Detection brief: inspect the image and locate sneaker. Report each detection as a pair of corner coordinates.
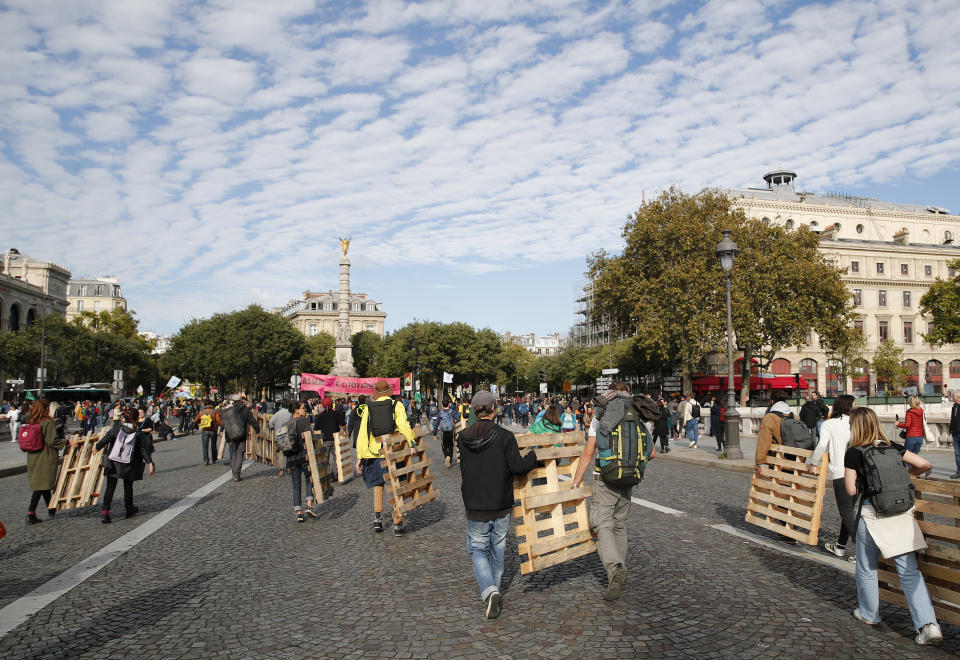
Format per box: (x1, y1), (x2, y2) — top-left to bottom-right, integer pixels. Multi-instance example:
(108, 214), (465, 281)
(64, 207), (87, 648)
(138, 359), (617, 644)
(47, 508), (56, 518)
(445, 456), (451, 468)
(951, 472), (960, 480)
(824, 542), (845, 557)
(373, 515), (383, 533)
(304, 507), (318, 518)
(852, 609), (879, 626)
(915, 622), (943, 645)
(125, 506), (139, 519)
(663, 447), (670, 453)
(101, 512), (112, 524)
(688, 441), (696, 448)
(485, 592), (502, 619)
(296, 511), (305, 523)
(394, 521), (405, 536)
(603, 565), (627, 601)
(26, 512), (41, 525)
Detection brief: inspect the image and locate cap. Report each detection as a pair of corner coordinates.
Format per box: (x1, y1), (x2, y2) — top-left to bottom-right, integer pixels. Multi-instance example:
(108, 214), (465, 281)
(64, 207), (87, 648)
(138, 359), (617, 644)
(471, 390), (496, 409)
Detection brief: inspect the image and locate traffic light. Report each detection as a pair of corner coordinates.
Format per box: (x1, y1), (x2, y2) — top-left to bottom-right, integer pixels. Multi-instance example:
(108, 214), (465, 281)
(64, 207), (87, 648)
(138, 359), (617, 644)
(539, 370), (546, 382)
(416, 361), (422, 375)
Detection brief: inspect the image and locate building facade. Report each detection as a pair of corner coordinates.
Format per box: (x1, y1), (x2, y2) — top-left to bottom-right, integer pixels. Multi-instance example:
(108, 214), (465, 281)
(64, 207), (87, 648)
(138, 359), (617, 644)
(573, 281), (612, 348)
(717, 170), (960, 395)
(0, 248), (71, 332)
(274, 290), (386, 339)
(65, 277), (127, 321)
(501, 331), (567, 356)
(140, 331), (171, 355)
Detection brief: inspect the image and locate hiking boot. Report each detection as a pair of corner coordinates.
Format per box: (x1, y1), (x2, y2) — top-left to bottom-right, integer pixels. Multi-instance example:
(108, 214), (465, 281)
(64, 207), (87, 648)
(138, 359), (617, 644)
(852, 609), (879, 626)
(485, 592), (502, 619)
(394, 521), (405, 536)
(101, 511), (112, 524)
(915, 622), (943, 645)
(373, 515), (383, 533)
(26, 512), (41, 525)
(125, 507), (139, 519)
(603, 565), (627, 601)
(824, 542), (845, 557)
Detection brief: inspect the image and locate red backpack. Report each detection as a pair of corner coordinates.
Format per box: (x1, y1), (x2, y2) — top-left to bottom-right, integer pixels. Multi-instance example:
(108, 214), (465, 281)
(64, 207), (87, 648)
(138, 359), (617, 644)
(18, 423), (45, 452)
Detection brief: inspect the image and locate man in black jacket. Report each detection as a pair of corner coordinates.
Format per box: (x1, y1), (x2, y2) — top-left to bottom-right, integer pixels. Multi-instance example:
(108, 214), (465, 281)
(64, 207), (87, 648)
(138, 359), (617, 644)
(220, 395), (260, 482)
(458, 390), (538, 620)
(950, 392), (960, 479)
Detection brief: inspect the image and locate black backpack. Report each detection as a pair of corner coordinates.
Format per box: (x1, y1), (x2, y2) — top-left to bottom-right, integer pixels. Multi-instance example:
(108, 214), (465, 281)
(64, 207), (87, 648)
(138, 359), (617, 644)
(860, 445), (915, 516)
(367, 399), (396, 437)
(220, 403), (245, 442)
(690, 402), (700, 419)
(595, 404), (649, 489)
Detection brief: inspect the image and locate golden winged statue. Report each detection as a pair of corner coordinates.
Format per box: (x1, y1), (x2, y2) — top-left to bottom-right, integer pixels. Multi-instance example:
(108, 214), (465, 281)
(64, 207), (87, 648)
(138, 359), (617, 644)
(339, 237), (351, 255)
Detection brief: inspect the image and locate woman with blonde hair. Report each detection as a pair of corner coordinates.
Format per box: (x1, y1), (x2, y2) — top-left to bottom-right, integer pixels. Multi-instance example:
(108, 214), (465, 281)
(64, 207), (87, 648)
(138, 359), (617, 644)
(896, 395), (926, 454)
(843, 407), (941, 645)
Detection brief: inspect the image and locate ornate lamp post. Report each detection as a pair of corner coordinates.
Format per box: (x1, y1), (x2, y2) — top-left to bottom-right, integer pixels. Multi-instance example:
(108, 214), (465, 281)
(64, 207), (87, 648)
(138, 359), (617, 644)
(716, 230), (743, 460)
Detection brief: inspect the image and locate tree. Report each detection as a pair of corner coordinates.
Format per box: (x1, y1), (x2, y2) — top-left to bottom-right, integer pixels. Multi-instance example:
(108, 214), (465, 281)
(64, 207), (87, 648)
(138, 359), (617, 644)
(350, 331), (382, 377)
(819, 322), (867, 394)
(872, 341), (910, 395)
(301, 332), (335, 374)
(920, 258), (960, 345)
(501, 340), (534, 392)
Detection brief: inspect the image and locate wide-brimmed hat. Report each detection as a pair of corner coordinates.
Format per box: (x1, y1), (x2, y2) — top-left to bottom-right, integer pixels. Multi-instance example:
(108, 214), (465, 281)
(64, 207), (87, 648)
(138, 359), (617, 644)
(374, 379), (392, 396)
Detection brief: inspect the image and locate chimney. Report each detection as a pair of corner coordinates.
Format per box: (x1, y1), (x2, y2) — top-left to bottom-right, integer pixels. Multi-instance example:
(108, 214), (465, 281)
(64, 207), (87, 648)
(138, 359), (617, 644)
(894, 227), (909, 245)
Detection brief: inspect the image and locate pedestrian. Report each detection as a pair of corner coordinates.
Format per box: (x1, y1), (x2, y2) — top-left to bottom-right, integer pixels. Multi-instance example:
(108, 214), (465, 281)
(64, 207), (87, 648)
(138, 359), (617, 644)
(805, 394), (856, 560)
(844, 407), (942, 645)
(457, 390), (538, 619)
(219, 394), (260, 481)
(93, 407), (155, 524)
(572, 382), (656, 600)
(353, 380), (417, 535)
(315, 400), (340, 488)
(680, 393), (700, 448)
(24, 399), (65, 524)
(517, 399), (530, 426)
(715, 401), (726, 452)
(526, 404), (562, 435)
(950, 392), (960, 480)
(282, 401), (319, 523)
(433, 397), (458, 468)
(653, 399), (670, 453)
(8, 404), (20, 443)
(560, 405), (577, 433)
(896, 396), (927, 455)
(194, 401), (219, 465)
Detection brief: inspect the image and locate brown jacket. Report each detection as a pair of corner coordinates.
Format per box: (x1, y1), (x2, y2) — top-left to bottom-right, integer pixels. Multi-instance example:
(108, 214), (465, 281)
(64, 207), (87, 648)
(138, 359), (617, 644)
(754, 412), (783, 465)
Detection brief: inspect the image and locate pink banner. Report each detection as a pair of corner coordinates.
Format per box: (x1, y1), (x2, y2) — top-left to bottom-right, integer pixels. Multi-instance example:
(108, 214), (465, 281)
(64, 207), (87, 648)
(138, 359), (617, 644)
(300, 374), (401, 396)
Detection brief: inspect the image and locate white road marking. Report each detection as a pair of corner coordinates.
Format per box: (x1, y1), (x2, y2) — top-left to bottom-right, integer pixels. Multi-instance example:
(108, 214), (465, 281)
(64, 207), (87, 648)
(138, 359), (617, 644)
(0, 463), (250, 639)
(557, 473), (686, 516)
(709, 523), (854, 574)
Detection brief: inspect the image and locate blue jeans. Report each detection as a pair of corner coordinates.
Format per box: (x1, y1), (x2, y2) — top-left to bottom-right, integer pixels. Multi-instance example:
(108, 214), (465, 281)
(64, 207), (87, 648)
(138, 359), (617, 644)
(953, 432), (960, 471)
(904, 436), (923, 454)
(466, 515), (511, 602)
(290, 463), (314, 511)
(200, 431), (216, 462)
(685, 418), (699, 446)
(854, 516), (937, 630)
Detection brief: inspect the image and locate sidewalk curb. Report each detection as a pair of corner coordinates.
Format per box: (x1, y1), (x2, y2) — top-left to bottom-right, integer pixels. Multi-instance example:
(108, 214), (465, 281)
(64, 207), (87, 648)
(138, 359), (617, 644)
(658, 451), (753, 474)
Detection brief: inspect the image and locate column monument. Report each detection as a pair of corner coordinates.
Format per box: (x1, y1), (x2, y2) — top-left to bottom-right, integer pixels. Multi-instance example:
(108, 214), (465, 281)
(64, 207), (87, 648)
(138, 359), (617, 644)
(332, 238), (357, 377)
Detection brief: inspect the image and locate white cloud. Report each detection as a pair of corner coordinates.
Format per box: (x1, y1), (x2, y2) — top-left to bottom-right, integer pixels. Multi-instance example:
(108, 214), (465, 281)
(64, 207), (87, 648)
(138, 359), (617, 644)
(182, 55), (258, 105)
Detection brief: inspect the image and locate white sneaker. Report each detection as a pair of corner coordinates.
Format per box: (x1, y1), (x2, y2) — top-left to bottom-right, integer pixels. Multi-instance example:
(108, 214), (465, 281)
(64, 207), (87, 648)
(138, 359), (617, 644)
(688, 441), (696, 448)
(915, 622), (942, 645)
(824, 543), (845, 557)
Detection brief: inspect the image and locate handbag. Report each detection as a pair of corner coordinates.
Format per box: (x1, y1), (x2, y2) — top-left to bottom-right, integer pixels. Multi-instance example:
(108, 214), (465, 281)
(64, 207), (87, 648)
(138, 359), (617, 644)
(899, 428), (907, 440)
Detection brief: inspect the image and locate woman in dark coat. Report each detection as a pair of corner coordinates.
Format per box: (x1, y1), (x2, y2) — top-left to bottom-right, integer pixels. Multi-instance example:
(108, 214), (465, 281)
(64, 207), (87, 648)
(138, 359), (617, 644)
(26, 399), (66, 524)
(94, 407), (155, 523)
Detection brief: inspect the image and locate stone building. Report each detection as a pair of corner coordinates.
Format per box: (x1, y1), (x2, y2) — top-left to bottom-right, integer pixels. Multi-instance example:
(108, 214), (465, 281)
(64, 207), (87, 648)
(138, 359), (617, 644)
(0, 248), (71, 332)
(715, 170), (960, 395)
(274, 290), (386, 339)
(502, 331), (567, 356)
(65, 276), (127, 321)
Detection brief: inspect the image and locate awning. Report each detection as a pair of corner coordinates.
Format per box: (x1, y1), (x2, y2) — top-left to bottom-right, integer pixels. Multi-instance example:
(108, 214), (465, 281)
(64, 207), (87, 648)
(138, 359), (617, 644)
(692, 375), (809, 392)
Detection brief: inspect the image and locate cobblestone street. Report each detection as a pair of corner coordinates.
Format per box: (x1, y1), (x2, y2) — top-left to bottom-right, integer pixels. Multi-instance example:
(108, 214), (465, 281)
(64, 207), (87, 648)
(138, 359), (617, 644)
(0, 430), (957, 658)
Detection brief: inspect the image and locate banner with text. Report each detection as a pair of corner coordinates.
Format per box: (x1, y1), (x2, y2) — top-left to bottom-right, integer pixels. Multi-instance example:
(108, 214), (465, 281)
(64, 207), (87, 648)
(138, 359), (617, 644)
(300, 374), (402, 396)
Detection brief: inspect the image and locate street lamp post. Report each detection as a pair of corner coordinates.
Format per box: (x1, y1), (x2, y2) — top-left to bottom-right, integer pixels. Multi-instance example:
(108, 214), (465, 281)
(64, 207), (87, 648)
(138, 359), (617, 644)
(716, 229), (743, 460)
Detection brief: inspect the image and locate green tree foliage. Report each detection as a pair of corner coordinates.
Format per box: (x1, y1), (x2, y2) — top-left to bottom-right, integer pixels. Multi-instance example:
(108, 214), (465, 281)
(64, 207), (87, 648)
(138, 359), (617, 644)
(350, 331), (382, 377)
(0, 329), (39, 379)
(819, 323), (868, 394)
(920, 258), (960, 345)
(872, 340), (911, 395)
(500, 339), (535, 392)
(301, 332), (336, 374)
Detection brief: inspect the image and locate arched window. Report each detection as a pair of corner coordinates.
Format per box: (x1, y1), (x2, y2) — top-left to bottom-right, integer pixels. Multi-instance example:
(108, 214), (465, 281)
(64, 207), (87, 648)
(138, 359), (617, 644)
(25, 308), (36, 327)
(856, 224), (864, 234)
(785, 219), (794, 229)
(950, 360), (960, 378)
(902, 359), (920, 386)
(770, 358), (791, 374)
(9, 304), (20, 332)
(852, 359), (870, 396)
(800, 358), (817, 392)
(826, 359), (842, 396)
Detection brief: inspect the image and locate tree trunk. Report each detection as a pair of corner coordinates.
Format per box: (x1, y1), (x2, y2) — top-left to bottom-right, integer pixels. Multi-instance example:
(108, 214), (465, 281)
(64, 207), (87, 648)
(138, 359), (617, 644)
(740, 345), (752, 406)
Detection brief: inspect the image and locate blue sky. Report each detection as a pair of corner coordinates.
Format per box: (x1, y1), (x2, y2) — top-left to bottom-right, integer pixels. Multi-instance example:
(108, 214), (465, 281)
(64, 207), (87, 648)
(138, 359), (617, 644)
(2, 0), (959, 340)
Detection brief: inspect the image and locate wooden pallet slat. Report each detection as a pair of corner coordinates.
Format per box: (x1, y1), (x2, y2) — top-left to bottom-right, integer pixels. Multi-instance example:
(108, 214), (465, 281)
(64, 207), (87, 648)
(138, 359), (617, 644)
(878, 477), (960, 628)
(52, 429), (108, 511)
(383, 433), (437, 525)
(302, 430), (333, 504)
(514, 431), (595, 575)
(333, 431), (354, 483)
(745, 443), (829, 545)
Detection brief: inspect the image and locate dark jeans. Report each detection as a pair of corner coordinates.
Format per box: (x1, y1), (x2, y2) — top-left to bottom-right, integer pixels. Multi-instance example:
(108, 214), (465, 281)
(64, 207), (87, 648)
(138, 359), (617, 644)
(29, 489), (51, 512)
(231, 440), (245, 478)
(201, 431), (216, 462)
(716, 422), (726, 450)
(833, 477), (861, 546)
(653, 430), (668, 451)
(440, 430), (454, 459)
(290, 462), (314, 511)
(102, 476), (134, 511)
(954, 432), (960, 471)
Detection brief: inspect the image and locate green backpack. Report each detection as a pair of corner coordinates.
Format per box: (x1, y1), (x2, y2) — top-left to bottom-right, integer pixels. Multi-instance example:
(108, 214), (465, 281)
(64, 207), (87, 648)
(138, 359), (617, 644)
(595, 405), (649, 488)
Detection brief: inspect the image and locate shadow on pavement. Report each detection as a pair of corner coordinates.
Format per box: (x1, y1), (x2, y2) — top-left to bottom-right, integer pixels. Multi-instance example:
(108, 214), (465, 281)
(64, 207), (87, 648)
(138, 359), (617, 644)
(29, 571), (220, 657)
(406, 500), (447, 533)
(520, 551), (605, 593)
(0, 537), (51, 561)
(319, 492), (358, 520)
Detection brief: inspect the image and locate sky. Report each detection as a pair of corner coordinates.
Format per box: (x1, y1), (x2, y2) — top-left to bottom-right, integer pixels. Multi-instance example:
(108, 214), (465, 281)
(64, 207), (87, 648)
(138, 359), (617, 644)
(2, 0), (959, 340)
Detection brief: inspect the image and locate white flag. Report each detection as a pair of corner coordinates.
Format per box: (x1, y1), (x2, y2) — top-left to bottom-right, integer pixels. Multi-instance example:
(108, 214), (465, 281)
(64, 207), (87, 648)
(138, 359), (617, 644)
(443, 371), (453, 384)
(136, 385), (144, 395)
(166, 376), (182, 388)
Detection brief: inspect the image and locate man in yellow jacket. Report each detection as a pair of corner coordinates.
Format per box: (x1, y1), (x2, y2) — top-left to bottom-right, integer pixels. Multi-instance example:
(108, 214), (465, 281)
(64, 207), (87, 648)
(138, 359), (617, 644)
(354, 379), (416, 535)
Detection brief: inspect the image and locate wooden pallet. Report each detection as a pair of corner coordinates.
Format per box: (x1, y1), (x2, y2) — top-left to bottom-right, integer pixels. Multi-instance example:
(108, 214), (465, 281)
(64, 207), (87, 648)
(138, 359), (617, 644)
(217, 430), (226, 461)
(51, 430), (106, 511)
(302, 430), (334, 503)
(745, 443), (829, 545)
(333, 431), (354, 483)
(879, 477), (960, 627)
(383, 434), (437, 525)
(454, 419), (466, 462)
(513, 431), (595, 575)
(244, 415), (278, 466)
